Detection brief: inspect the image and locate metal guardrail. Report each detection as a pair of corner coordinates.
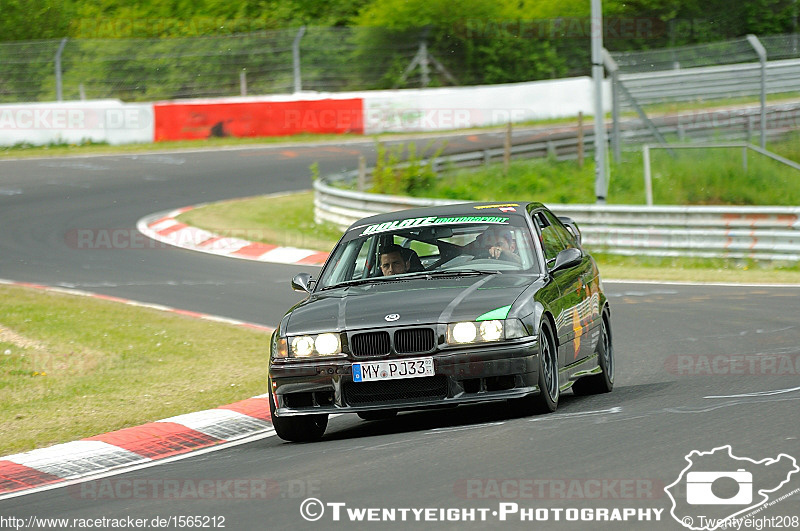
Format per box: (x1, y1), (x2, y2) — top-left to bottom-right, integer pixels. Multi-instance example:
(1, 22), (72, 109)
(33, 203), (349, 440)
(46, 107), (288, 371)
(315, 179), (800, 261)
(314, 113), (800, 261)
(617, 58), (800, 108)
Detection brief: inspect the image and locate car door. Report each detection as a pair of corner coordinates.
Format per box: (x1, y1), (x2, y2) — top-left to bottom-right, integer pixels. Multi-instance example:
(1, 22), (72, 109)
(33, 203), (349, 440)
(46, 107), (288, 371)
(534, 210), (593, 365)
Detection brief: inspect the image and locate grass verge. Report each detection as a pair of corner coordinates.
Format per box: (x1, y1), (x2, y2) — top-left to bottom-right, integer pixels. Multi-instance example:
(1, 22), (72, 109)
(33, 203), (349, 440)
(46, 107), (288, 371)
(0, 285), (270, 456)
(178, 192), (343, 251)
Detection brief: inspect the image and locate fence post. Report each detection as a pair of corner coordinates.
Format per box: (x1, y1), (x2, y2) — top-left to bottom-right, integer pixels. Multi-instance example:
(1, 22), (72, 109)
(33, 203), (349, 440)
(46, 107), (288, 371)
(419, 42), (430, 87)
(591, 7), (608, 204)
(742, 145), (748, 174)
(746, 34), (767, 149)
(240, 70), (247, 97)
(577, 112), (584, 168)
(358, 156), (366, 191)
(643, 144), (653, 207)
(55, 38), (68, 102)
(293, 26), (306, 93)
(503, 122), (511, 175)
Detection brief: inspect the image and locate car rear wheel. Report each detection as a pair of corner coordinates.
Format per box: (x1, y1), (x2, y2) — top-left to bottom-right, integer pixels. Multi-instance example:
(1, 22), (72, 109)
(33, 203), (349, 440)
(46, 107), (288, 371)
(357, 410), (398, 421)
(268, 388), (328, 442)
(509, 319), (559, 415)
(572, 311), (614, 395)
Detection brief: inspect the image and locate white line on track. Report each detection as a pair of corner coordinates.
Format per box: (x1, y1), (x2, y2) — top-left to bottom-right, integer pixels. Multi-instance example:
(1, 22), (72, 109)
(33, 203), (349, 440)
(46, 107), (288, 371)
(704, 385), (800, 399)
(605, 279), (800, 288)
(527, 406), (622, 422)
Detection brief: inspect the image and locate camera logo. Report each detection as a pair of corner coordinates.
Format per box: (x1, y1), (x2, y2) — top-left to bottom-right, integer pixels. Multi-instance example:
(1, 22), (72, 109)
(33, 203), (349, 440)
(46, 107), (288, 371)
(686, 469), (752, 505)
(665, 445), (799, 531)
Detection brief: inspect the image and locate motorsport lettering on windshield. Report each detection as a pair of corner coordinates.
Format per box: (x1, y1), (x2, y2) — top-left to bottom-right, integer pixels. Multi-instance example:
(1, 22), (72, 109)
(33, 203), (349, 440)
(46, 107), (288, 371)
(359, 216), (510, 236)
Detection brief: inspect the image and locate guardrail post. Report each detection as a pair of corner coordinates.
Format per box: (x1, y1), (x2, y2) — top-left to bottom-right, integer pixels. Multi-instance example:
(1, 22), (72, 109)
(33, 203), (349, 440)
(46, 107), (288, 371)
(547, 140), (556, 159)
(240, 70), (247, 96)
(483, 149), (491, 166)
(643, 144), (654, 207)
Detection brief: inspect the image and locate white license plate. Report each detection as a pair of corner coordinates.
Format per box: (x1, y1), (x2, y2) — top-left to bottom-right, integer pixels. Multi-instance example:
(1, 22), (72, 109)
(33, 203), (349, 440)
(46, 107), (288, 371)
(352, 357), (434, 382)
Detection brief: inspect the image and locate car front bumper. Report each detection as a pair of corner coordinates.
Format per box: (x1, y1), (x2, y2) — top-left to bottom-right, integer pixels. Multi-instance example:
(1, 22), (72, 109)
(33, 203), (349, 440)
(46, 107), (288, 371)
(269, 338), (540, 417)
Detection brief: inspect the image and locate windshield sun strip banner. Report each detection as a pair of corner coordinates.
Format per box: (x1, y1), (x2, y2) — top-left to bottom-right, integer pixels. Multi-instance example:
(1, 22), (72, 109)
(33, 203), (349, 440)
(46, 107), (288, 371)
(358, 216), (511, 236)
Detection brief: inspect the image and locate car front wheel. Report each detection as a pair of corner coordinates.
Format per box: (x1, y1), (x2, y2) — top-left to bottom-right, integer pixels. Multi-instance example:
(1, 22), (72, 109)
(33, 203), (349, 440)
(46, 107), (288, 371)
(268, 388), (328, 442)
(509, 319), (559, 416)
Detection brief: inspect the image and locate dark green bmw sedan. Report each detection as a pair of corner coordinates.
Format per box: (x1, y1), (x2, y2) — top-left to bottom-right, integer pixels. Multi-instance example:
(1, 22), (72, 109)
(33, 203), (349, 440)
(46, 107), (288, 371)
(268, 202), (614, 442)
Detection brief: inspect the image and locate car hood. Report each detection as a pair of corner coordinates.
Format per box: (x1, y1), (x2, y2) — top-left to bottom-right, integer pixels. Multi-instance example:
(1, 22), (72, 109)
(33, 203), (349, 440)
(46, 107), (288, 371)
(284, 273), (537, 334)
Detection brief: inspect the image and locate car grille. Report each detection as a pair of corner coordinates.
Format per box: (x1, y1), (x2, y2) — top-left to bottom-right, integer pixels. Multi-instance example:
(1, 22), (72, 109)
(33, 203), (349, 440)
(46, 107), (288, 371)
(343, 375), (448, 405)
(394, 328), (435, 353)
(350, 331), (390, 357)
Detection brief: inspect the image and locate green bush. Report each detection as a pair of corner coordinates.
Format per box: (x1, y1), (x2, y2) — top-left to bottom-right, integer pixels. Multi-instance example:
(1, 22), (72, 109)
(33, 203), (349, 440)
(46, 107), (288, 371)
(370, 141), (444, 195)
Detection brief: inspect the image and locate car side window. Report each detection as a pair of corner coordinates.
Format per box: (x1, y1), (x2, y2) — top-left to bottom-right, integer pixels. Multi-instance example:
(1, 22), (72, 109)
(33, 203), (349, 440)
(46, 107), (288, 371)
(533, 211), (572, 263)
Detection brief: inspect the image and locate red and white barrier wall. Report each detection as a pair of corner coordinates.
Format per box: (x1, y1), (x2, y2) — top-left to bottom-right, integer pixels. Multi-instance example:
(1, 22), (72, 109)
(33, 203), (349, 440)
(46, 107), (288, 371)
(0, 77), (609, 146)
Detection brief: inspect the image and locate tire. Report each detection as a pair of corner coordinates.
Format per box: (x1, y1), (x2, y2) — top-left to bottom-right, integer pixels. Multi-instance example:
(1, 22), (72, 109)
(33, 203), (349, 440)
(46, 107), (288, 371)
(509, 319), (559, 416)
(357, 410), (398, 421)
(572, 311), (614, 395)
(268, 389), (328, 442)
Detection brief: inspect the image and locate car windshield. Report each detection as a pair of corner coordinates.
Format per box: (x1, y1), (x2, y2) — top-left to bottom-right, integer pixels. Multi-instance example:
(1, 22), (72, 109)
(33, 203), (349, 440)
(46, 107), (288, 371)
(317, 216), (540, 290)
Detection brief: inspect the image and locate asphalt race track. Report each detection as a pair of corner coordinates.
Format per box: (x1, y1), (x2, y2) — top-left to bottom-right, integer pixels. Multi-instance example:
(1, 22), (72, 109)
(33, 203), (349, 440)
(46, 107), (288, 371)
(1, 132), (799, 530)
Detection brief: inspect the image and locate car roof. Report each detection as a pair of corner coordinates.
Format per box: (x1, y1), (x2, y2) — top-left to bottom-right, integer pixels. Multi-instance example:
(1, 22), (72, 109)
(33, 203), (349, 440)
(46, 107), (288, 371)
(346, 201), (545, 231)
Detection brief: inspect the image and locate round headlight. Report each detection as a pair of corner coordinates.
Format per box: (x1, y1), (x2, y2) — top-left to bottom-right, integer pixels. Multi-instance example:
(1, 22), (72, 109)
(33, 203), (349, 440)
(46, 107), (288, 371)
(452, 322), (477, 343)
(291, 336), (314, 357)
(479, 320), (504, 341)
(315, 333), (340, 356)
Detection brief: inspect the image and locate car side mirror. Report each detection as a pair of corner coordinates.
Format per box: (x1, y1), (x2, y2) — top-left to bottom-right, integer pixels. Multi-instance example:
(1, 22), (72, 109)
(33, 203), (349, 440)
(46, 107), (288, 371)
(291, 273), (313, 293)
(550, 248), (583, 273)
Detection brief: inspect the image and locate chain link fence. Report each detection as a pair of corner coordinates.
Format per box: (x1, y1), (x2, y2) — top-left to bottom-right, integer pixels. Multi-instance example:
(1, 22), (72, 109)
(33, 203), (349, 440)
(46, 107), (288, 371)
(3, 28), (800, 105)
(0, 25), (590, 103)
(0, 28), (429, 103)
(611, 33), (800, 74)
